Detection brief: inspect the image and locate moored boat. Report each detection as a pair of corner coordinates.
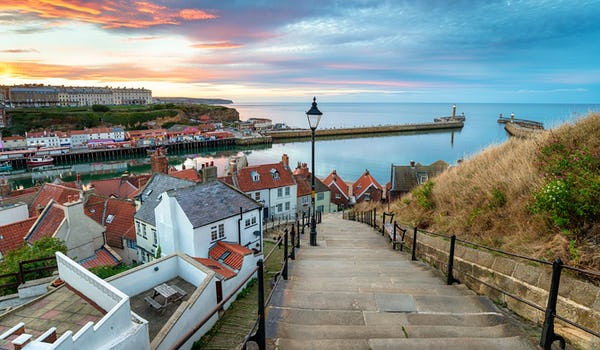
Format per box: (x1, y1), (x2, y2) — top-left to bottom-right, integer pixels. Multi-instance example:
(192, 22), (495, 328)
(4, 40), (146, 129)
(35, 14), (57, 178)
(26, 155), (54, 168)
(0, 161), (12, 172)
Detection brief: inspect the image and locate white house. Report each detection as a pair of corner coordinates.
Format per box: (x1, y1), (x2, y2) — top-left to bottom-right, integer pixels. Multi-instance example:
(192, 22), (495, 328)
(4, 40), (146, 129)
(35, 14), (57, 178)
(134, 173), (196, 263)
(25, 131), (60, 148)
(69, 130), (89, 149)
(154, 180), (263, 258)
(228, 155), (297, 220)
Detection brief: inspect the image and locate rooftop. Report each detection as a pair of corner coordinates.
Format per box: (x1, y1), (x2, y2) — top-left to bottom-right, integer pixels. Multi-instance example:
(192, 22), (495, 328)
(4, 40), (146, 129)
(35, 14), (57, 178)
(134, 173), (195, 226)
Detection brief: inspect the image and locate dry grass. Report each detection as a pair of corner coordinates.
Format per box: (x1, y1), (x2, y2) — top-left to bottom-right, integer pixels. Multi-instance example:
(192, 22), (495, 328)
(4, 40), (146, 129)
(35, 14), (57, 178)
(371, 112), (600, 270)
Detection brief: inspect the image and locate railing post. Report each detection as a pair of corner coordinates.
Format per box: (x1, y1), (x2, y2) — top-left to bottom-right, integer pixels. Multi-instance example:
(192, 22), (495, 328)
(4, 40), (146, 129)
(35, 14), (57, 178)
(283, 229), (288, 280)
(447, 235), (456, 285)
(290, 225), (295, 260)
(540, 258), (566, 350)
(411, 227), (418, 261)
(373, 208), (377, 229)
(246, 259), (266, 350)
(296, 221), (300, 249)
(392, 221), (397, 250)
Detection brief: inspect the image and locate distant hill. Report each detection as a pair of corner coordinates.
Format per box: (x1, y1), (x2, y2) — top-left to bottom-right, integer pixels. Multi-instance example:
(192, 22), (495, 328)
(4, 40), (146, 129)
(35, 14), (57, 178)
(367, 112), (600, 271)
(154, 97), (233, 104)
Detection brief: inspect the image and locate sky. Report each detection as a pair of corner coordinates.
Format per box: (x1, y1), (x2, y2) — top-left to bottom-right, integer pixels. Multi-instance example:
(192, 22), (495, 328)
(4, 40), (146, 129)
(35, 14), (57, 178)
(1, 0), (599, 103)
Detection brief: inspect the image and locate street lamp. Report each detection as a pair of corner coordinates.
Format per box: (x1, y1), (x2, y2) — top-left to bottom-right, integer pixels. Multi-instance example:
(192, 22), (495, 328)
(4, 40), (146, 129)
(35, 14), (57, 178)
(306, 97), (322, 246)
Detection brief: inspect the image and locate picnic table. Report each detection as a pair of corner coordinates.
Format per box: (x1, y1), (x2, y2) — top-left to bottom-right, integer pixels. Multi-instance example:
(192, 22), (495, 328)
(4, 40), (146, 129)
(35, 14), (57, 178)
(144, 283), (187, 310)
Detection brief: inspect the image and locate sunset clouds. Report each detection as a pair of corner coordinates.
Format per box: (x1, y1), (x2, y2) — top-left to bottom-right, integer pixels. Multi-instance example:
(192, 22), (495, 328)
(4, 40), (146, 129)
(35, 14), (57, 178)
(1, 0), (599, 102)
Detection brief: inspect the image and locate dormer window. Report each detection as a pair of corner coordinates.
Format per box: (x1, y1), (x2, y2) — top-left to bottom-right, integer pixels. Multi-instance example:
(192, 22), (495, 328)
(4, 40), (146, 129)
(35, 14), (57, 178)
(251, 170), (260, 182)
(106, 214), (115, 223)
(270, 168), (280, 180)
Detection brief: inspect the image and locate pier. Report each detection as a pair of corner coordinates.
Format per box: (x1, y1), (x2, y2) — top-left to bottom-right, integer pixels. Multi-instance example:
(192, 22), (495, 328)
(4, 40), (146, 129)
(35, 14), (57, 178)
(263, 120), (464, 140)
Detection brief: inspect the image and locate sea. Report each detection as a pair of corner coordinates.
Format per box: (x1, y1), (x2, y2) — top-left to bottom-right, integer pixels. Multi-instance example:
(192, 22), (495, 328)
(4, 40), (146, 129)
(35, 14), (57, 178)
(10, 102), (600, 188)
(216, 102), (600, 185)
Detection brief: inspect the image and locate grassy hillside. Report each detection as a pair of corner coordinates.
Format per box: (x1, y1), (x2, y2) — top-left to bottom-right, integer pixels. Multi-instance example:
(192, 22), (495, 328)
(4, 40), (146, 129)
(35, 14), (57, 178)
(1, 103), (238, 136)
(368, 112), (600, 270)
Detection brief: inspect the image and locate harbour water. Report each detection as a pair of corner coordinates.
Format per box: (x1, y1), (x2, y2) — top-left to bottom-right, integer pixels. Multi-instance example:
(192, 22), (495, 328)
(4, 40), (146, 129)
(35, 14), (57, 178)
(9, 102), (600, 188)
(223, 102), (600, 184)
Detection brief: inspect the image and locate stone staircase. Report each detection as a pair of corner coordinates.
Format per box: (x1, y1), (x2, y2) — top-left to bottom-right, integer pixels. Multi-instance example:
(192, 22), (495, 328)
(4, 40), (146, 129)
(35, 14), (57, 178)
(266, 213), (536, 349)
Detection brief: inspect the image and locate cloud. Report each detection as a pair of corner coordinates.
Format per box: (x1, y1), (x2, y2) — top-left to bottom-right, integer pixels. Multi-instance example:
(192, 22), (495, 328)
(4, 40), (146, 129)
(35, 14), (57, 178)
(191, 42), (242, 49)
(0, 1), (217, 29)
(0, 61), (214, 83)
(124, 36), (162, 41)
(1, 48), (39, 53)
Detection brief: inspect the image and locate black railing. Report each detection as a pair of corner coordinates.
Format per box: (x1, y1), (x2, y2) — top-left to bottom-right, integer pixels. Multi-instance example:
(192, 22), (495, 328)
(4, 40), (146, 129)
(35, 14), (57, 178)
(345, 210), (600, 350)
(0, 256), (58, 293)
(170, 228), (291, 350)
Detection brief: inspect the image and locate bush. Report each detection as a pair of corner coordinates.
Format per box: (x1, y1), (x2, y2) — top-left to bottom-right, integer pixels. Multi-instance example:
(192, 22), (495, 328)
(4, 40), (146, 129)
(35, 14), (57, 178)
(413, 181), (435, 210)
(92, 104), (110, 112)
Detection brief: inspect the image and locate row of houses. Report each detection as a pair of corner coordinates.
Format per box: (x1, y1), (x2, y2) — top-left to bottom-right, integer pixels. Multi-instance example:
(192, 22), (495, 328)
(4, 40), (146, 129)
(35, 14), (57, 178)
(0, 84), (152, 108)
(0, 125), (232, 152)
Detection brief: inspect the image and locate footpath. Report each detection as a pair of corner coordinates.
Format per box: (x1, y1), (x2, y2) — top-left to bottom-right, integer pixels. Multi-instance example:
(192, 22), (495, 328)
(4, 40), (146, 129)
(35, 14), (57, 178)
(266, 212), (537, 350)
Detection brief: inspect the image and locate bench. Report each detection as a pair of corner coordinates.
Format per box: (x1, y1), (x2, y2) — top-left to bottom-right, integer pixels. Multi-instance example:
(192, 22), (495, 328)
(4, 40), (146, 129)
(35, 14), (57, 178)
(384, 223), (406, 250)
(169, 285), (188, 301)
(144, 296), (163, 310)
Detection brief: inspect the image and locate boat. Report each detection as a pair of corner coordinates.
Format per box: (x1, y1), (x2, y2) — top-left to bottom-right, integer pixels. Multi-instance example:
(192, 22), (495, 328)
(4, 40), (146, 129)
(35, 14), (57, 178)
(26, 155), (54, 169)
(0, 161), (12, 172)
(434, 104), (466, 122)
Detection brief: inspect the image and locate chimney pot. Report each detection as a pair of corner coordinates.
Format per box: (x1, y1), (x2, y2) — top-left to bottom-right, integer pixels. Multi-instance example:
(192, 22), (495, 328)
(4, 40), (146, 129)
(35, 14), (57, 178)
(410, 160), (415, 168)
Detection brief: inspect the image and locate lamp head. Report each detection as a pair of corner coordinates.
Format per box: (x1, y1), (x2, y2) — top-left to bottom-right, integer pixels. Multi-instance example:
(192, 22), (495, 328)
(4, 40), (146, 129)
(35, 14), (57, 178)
(306, 97), (323, 130)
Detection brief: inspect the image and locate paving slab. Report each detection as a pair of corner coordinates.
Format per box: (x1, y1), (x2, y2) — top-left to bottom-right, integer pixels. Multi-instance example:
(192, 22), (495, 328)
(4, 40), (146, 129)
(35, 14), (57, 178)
(266, 213), (537, 350)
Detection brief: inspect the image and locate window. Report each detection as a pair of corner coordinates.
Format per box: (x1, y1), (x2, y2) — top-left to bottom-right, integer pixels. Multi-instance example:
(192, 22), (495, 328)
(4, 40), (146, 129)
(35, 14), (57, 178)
(285, 187), (290, 196)
(277, 188), (283, 197)
(317, 192), (324, 200)
(245, 218), (251, 227)
(317, 205), (324, 213)
(277, 204), (283, 212)
(106, 214), (115, 224)
(285, 202), (290, 210)
(254, 192), (260, 201)
(251, 217), (257, 225)
(270, 168), (280, 179)
(335, 193), (341, 199)
(365, 193), (371, 201)
(136, 221), (141, 236)
(126, 239), (137, 249)
(211, 226), (218, 241)
(218, 224), (225, 239)
(142, 224), (147, 239)
(152, 228), (157, 246)
(251, 170), (260, 182)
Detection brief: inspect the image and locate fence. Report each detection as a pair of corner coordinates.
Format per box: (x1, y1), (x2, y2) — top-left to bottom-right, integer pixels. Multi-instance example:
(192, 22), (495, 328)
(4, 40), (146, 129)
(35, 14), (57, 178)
(345, 208), (600, 350)
(169, 220), (304, 350)
(0, 256), (58, 293)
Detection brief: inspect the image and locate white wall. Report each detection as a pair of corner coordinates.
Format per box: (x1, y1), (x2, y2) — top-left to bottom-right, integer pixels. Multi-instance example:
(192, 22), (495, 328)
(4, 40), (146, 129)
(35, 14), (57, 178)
(108, 255), (179, 296)
(0, 203), (28, 226)
(239, 208), (263, 251)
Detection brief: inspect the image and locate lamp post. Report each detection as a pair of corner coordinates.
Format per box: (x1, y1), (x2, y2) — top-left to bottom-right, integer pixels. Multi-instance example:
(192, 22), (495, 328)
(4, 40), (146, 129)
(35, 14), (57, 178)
(306, 97), (322, 246)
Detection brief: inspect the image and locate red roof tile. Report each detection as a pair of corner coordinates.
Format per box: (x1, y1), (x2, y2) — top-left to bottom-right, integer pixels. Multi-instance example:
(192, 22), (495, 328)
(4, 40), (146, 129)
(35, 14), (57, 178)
(293, 174), (312, 197)
(0, 217), (37, 254)
(26, 202), (65, 243)
(84, 195), (136, 249)
(90, 178), (138, 199)
(209, 241), (252, 270)
(80, 247), (120, 269)
(323, 170), (349, 198)
(219, 175), (234, 186)
(234, 162), (295, 192)
(194, 258), (237, 279)
(169, 168), (201, 182)
(29, 183), (81, 217)
(352, 169), (383, 199)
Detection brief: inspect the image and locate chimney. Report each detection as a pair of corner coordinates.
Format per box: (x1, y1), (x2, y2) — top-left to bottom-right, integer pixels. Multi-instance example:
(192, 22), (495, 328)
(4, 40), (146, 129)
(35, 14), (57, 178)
(0, 177), (10, 197)
(410, 160), (415, 168)
(282, 154), (289, 168)
(365, 169), (370, 176)
(332, 169), (337, 182)
(150, 147), (168, 174)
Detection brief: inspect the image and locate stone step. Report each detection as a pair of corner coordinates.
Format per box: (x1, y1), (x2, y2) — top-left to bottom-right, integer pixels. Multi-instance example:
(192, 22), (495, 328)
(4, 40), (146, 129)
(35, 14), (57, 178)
(283, 279), (471, 296)
(267, 308), (509, 328)
(273, 336), (534, 350)
(272, 323), (521, 340)
(269, 290), (497, 314)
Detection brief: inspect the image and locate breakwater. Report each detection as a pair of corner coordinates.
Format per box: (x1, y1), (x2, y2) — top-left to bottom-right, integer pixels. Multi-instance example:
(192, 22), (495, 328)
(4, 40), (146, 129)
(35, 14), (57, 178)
(263, 121), (464, 140)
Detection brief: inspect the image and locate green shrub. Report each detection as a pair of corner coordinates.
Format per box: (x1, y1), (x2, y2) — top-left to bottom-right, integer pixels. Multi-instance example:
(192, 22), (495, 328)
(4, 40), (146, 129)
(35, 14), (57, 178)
(413, 181), (435, 209)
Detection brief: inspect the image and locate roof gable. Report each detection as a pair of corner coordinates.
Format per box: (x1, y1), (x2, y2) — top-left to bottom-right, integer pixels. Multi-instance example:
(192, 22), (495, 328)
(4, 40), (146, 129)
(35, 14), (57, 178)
(26, 202), (65, 243)
(79, 247), (121, 269)
(29, 183), (81, 217)
(90, 178), (138, 199)
(172, 181), (261, 228)
(235, 163), (295, 192)
(194, 257), (237, 279)
(391, 160), (450, 193)
(353, 170), (383, 199)
(0, 217), (37, 254)
(85, 195), (136, 248)
(208, 241), (252, 270)
(134, 173), (195, 226)
(323, 170), (349, 197)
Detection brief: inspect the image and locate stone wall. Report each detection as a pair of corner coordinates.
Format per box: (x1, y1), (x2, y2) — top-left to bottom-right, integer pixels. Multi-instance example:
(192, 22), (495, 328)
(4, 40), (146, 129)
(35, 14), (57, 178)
(399, 228), (600, 349)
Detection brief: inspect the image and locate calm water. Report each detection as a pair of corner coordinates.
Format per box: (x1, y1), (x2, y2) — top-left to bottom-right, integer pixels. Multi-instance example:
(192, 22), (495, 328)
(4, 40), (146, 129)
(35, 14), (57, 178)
(215, 102), (600, 184)
(11, 102), (600, 188)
